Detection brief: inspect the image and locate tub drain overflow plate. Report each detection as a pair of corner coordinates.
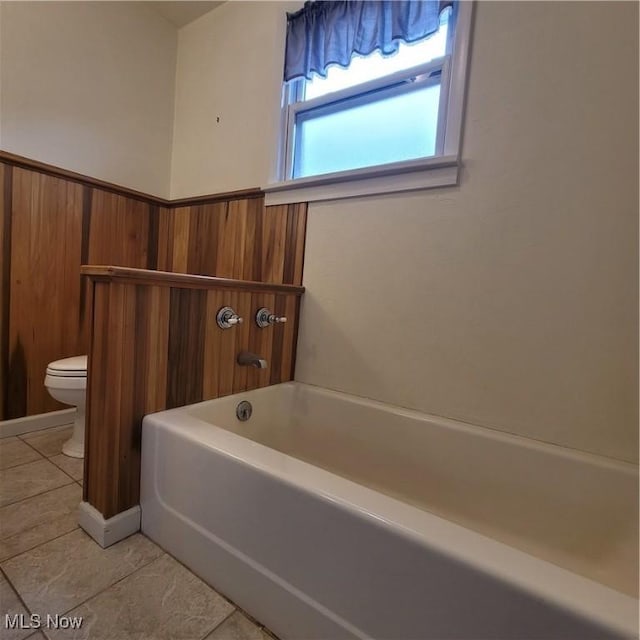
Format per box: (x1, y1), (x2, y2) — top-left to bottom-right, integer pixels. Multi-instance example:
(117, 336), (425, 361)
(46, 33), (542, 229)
(236, 400), (252, 422)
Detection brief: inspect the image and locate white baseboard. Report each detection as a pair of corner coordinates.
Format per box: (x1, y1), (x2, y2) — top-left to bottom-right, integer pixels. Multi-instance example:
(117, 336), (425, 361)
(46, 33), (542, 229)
(78, 501), (141, 548)
(0, 408), (75, 438)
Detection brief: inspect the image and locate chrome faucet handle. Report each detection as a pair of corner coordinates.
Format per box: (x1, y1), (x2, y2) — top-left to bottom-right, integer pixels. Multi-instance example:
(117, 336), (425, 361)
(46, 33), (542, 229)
(217, 306), (243, 329)
(255, 307), (287, 328)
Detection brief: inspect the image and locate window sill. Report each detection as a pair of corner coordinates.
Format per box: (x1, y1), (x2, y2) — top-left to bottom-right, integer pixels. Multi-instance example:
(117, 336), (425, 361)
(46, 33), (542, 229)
(263, 155), (459, 205)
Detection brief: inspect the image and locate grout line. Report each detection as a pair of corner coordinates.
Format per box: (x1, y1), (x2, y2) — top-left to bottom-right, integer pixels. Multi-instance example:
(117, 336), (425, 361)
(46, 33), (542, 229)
(0, 524), (80, 565)
(0, 455), (45, 472)
(46, 550), (169, 621)
(18, 434), (56, 458)
(5, 544), (168, 640)
(0, 476), (76, 510)
(145, 536), (239, 611)
(18, 423), (75, 445)
(198, 608), (236, 640)
(46, 455), (82, 485)
(1, 436), (79, 502)
(3, 489), (276, 640)
(0, 564), (33, 616)
(150, 536), (279, 639)
(0, 436), (46, 470)
(135, 535), (244, 637)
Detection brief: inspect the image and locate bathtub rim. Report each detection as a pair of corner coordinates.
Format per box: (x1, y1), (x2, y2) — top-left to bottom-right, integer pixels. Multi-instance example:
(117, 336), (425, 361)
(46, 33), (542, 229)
(184, 382), (638, 475)
(143, 382), (639, 638)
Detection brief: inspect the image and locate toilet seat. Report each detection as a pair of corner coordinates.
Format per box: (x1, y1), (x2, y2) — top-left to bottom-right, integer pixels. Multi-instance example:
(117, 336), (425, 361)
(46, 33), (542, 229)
(46, 355), (87, 378)
(44, 355), (88, 459)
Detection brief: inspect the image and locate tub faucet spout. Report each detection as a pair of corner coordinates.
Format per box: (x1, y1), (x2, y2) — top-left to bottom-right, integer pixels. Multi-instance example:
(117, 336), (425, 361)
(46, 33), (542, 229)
(237, 351), (268, 369)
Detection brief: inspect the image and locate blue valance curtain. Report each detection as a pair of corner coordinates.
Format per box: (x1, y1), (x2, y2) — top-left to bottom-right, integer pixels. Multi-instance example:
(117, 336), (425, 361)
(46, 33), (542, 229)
(284, 0), (453, 82)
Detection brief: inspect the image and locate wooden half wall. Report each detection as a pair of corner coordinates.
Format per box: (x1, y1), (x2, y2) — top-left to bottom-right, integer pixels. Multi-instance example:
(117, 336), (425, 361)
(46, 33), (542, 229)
(0, 152), (307, 420)
(83, 267), (304, 519)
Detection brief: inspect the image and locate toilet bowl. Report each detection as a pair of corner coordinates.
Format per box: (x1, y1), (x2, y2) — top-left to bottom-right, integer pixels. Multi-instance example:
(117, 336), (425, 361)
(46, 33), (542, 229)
(44, 355), (87, 458)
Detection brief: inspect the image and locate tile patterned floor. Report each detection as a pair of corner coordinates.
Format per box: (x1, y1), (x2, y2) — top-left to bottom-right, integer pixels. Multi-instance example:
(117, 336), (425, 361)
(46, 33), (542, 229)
(0, 425), (276, 640)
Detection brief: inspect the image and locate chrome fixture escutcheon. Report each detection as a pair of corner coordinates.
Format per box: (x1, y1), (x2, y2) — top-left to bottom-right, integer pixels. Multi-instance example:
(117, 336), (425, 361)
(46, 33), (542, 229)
(255, 307), (287, 328)
(217, 306), (243, 329)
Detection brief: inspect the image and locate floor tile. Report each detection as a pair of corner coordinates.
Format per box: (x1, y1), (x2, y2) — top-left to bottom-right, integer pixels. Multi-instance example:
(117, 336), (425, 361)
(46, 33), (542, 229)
(0, 461), (73, 508)
(1, 530), (162, 619)
(0, 485), (82, 562)
(0, 571), (31, 640)
(20, 427), (73, 459)
(48, 456), (83, 483)
(47, 554), (234, 640)
(205, 611), (268, 640)
(0, 439), (43, 471)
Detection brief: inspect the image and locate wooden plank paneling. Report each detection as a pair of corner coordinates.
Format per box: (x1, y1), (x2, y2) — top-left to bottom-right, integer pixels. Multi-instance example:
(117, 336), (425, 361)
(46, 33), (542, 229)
(246, 293), (276, 391)
(0, 164), (11, 419)
(156, 207), (174, 272)
(203, 290), (225, 399)
(147, 206), (159, 270)
(166, 288), (206, 408)
(287, 203), (308, 286)
(262, 205), (288, 284)
(8, 168), (84, 417)
(216, 203), (242, 279)
(87, 190), (151, 268)
(116, 282), (137, 512)
(156, 198), (307, 286)
(0, 154), (307, 420)
(78, 187), (93, 350)
(187, 204), (223, 276)
(85, 274), (303, 519)
(217, 291), (239, 398)
(232, 291), (252, 394)
(84, 281), (113, 506)
(170, 206), (190, 273)
(242, 199), (261, 282)
(3, 171), (170, 419)
(145, 286), (170, 413)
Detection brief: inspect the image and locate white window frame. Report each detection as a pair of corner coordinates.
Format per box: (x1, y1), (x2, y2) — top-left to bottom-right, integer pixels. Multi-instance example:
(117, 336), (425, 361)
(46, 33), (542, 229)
(264, 0), (474, 206)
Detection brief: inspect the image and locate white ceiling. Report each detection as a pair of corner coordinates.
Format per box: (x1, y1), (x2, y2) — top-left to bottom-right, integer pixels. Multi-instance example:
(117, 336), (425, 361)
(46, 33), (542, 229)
(146, 2), (224, 28)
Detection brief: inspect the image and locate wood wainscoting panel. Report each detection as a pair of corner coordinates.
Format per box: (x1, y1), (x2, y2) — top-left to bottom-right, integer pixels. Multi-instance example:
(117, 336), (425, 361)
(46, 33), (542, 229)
(156, 206), (174, 273)
(4, 173), (162, 419)
(166, 288), (207, 409)
(264, 203), (308, 286)
(1, 150), (308, 420)
(0, 163), (10, 419)
(144, 286), (170, 414)
(87, 189), (154, 268)
(7, 168), (84, 417)
(84, 271), (303, 518)
(157, 199), (307, 286)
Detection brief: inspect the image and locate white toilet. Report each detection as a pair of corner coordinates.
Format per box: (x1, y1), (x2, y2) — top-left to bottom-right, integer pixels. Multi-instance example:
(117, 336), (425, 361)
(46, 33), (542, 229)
(44, 355), (88, 458)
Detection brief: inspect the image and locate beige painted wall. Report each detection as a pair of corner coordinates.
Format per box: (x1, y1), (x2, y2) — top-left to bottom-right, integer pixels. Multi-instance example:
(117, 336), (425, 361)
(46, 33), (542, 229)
(0, 1), (177, 197)
(171, 1), (638, 463)
(170, 0), (297, 198)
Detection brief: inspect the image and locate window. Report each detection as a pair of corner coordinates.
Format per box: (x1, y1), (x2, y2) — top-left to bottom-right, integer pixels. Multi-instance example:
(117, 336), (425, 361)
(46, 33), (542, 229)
(266, 1), (473, 205)
(291, 8), (451, 179)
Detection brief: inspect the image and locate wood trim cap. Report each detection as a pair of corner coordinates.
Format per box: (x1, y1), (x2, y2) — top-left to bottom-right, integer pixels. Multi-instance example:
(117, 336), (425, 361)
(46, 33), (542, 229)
(81, 266), (305, 295)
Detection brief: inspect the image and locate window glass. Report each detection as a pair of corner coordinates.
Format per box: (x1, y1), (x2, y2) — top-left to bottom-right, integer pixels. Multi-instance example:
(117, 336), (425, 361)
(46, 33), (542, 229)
(295, 82), (441, 178)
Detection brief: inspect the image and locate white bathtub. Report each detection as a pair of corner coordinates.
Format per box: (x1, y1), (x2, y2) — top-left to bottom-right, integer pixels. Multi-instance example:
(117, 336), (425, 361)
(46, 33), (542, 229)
(140, 382), (638, 640)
